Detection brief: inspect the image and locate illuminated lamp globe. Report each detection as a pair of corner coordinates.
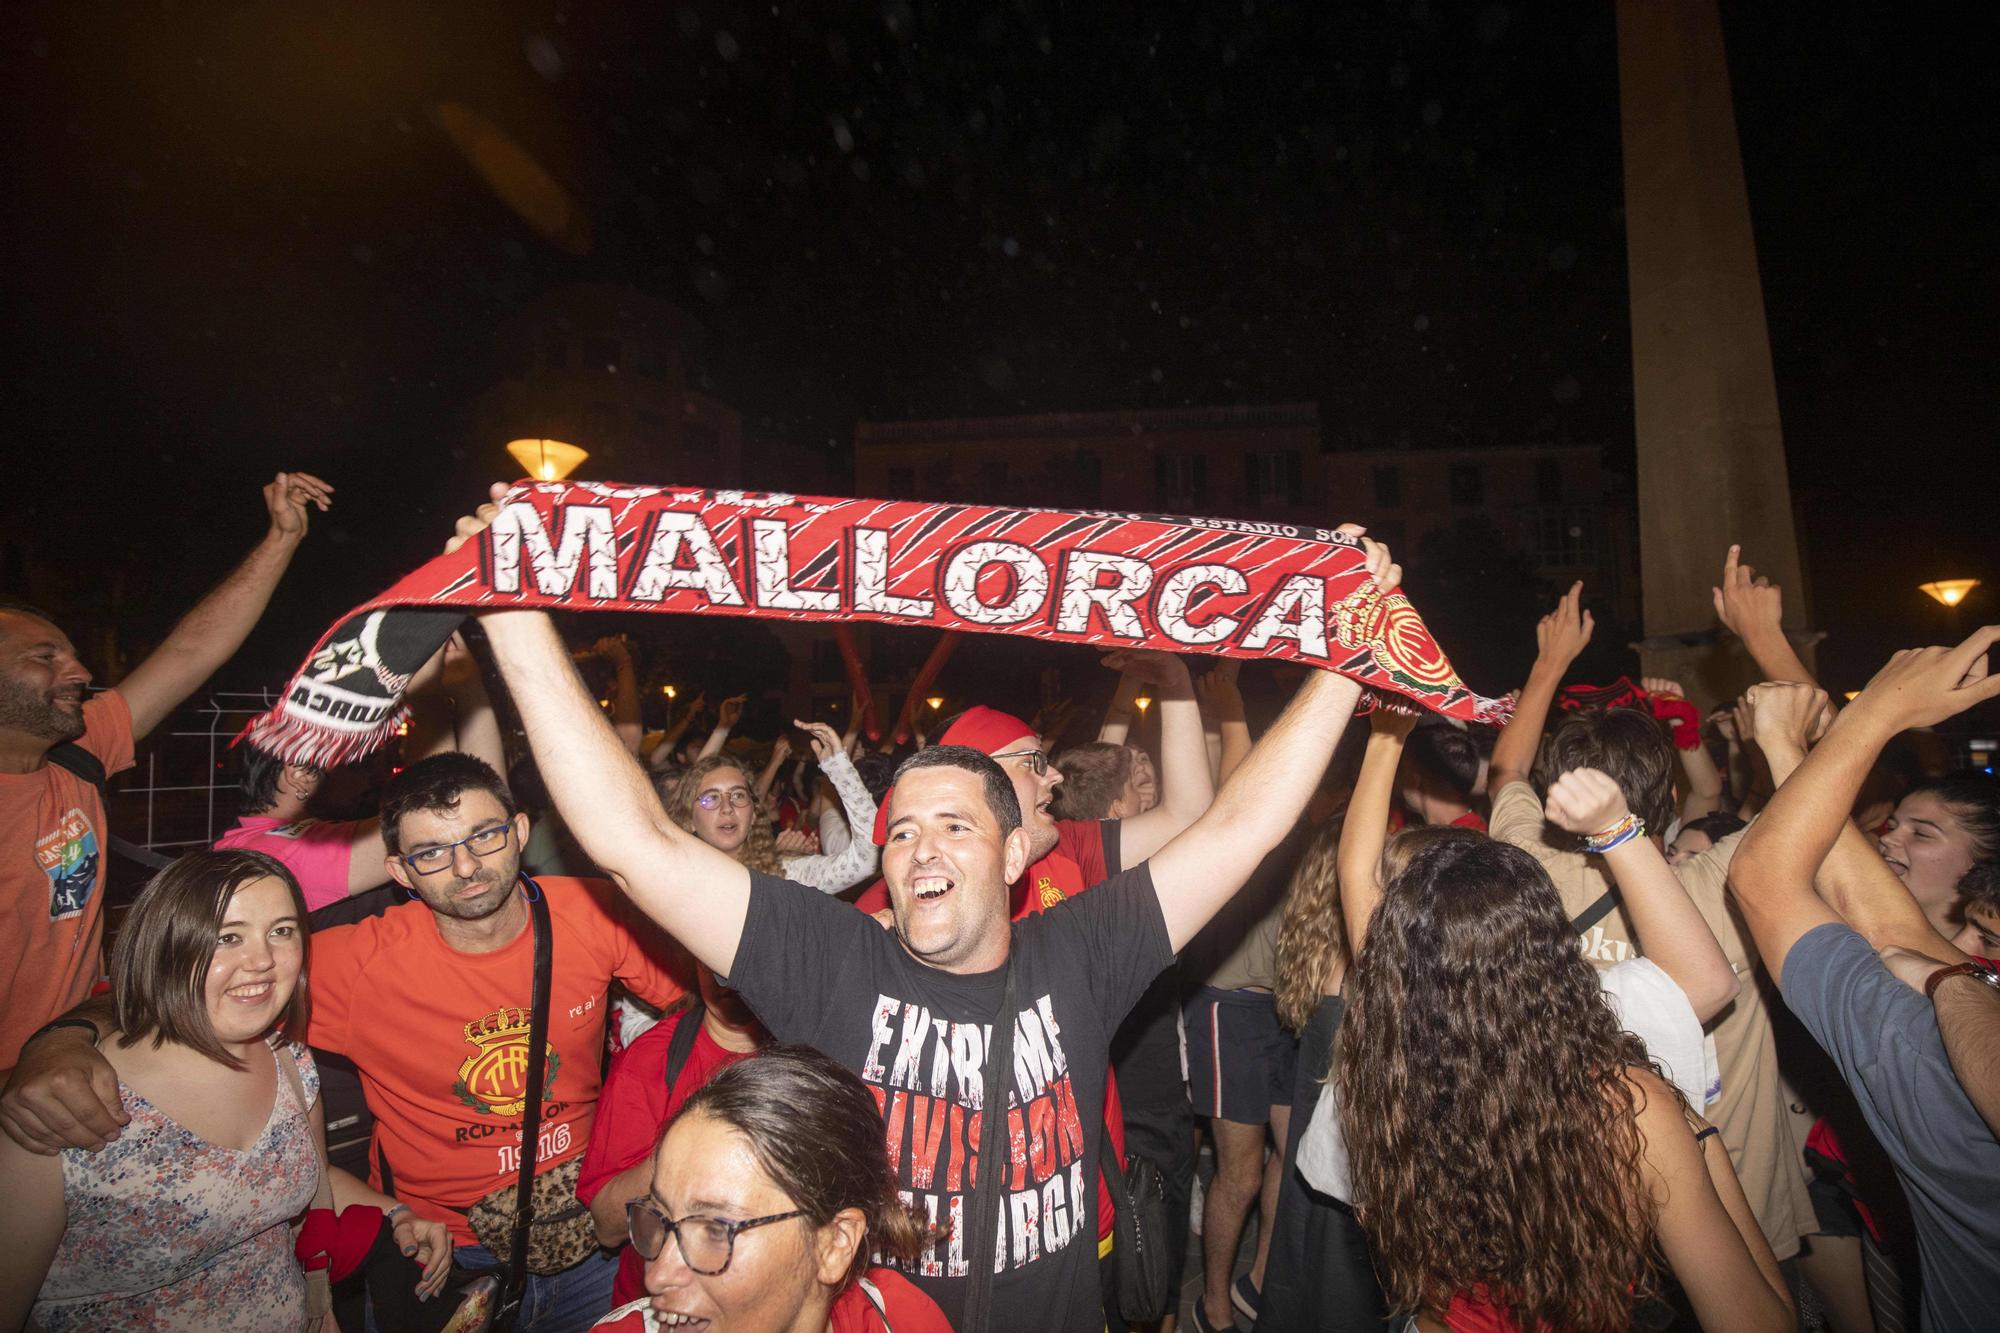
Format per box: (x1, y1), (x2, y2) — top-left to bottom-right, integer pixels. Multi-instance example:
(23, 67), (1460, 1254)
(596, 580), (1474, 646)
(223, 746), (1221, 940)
(1133, 694), (1153, 714)
(1918, 578), (1980, 609)
(926, 695), (944, 712)
(507, 438), (589, 482)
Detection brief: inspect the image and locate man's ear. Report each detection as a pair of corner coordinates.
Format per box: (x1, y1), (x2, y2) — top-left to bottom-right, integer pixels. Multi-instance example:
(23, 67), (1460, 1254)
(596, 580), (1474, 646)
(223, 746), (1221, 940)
(282, 765), (318, 799)
(811, 1207), (868, 1286)
(1003, 826), (1030, 886)
(384, 851), (413, 893)
(512, 810), (531, 848)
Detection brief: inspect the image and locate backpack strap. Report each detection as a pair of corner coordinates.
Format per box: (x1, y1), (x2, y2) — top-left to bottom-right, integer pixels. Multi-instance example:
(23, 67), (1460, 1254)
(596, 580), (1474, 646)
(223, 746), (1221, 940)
(46, 742), (174, 870)
(1570, 884), (1624, 936)
(663, 1001), (707, 1096)
(855, 1274), (894, 1332)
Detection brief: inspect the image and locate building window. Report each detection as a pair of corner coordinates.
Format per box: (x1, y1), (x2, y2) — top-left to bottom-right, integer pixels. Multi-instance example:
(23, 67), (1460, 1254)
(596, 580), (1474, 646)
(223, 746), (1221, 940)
(581, 335), (620, 371)
(1155, 453), (1207, 498)
(1536, 457), (1563, 504)
(1246, 450), (1304, 507)
(1449, 462), (1484, 506)
(886, 466), (914, 497)
(1372, 465), (1402, 508)
(1525, 505), (1595, 568)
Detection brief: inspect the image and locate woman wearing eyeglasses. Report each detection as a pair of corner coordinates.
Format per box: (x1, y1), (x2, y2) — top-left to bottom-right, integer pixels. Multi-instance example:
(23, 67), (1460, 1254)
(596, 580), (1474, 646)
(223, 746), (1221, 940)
(665, 721), (879, 895)
(589, 1045), (949, 1333)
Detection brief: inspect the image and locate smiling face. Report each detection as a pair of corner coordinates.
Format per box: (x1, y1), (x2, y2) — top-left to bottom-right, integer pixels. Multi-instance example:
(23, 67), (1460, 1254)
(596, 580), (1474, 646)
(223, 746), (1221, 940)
(640, 1110), (845, 1333)
(1878, 790), (1978, 926)
(1125, 747), (1158, 814)
(0, 610), (91, 745)
(990, 746), (1062, 862)
(385, 789), (527, 923)
(691, 766), (755, 855)
(203, 875), (305, 1047)
(882, 764), (1027, 972)
(1666, 827), (1713, 868)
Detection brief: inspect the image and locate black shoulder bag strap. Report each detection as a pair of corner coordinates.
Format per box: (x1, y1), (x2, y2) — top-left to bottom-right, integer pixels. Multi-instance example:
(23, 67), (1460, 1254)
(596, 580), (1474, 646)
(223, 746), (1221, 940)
(46, 741), (173, 870)
(498, 876), (556, 1330)
(663, 1000), (707, 1094)
(1570, 883), (1624, 936)
(962, 959), (1017, 1333)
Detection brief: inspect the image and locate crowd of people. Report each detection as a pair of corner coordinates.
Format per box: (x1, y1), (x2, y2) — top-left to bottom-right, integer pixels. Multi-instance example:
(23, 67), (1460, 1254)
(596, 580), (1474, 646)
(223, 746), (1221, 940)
(1, 474), (1996, 1333)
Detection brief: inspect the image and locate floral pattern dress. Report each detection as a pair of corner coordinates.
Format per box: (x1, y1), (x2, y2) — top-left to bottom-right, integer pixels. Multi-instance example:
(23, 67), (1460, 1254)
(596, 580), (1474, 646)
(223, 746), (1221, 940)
(33, 1039), (319, 1331)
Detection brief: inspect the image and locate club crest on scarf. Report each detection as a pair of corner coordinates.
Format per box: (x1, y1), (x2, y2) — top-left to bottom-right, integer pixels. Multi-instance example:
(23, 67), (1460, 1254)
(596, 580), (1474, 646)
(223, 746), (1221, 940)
(246, 481), (1509, 766)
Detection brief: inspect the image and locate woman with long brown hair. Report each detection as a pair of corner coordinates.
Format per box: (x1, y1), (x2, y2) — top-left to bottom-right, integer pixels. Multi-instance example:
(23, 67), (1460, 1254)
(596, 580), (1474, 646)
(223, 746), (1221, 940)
(1336, 832), (1791, 1331)
(665, 722), (879, 890)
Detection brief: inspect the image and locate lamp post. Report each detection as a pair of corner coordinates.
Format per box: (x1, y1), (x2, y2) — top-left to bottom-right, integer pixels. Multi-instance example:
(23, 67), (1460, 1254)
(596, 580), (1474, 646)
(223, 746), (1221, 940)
(925, 695), (944, 712)
(506, 438), (589, 481)
(1918, 579), (1980, 610)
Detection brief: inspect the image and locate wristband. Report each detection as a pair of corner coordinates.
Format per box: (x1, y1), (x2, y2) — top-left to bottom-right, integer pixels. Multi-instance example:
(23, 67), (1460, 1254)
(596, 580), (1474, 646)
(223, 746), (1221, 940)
(1582, 813), (1645, 854)
(25, 1016), (101, 1048)
(385, 1203), (414, 1226)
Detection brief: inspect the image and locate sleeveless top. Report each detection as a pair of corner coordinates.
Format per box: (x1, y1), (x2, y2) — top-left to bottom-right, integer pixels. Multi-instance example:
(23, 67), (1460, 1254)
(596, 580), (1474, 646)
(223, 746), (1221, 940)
(34, 1039), (319, 1331)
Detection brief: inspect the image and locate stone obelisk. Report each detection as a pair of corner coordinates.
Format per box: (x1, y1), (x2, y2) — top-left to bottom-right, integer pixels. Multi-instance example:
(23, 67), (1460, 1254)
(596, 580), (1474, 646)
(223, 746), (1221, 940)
(1617, 0), (1813, 702)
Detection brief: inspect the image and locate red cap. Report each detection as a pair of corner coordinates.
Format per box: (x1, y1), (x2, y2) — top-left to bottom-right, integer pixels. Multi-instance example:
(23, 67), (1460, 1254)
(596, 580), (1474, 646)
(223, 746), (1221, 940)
(938, 705), (1035, 754)
(871, 707), (1037, 845)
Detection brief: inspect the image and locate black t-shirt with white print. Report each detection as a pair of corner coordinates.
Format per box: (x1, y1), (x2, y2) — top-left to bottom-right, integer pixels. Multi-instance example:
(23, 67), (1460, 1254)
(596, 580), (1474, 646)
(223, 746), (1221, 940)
(723, 863), (1174, 1333)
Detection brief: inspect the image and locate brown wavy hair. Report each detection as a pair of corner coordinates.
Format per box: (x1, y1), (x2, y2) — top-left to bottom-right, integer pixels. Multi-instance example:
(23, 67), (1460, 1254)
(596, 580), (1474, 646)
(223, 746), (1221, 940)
(675, 1044), (941, 1283)
(1273, 817), (1345, 1032)
(1338, 832), (1663, 1329)
(666, 754), (783, 875)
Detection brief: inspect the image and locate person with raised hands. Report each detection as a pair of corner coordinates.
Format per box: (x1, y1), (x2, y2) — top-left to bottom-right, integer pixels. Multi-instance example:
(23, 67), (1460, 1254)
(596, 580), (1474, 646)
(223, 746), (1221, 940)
(1484, 579), (1820, 1276)
(1729, 633), (2000, 1327)
(441, 486), (1395, 1332)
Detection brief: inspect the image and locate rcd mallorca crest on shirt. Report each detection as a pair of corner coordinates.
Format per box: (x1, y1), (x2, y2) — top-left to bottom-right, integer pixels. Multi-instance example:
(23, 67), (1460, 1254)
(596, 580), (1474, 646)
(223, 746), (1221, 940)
(454, 1005), (561, 1117)
(37, 807), (100, 920)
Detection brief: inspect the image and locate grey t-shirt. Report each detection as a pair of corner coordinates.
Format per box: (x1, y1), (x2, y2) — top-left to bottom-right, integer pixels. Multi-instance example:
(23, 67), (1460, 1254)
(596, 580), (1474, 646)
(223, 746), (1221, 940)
(1781, 923), (2000, 1331)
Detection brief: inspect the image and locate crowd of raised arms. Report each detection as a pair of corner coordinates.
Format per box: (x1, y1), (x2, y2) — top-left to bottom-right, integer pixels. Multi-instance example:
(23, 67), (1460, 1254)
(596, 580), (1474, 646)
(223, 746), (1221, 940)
(1, 473), (1995, 1333)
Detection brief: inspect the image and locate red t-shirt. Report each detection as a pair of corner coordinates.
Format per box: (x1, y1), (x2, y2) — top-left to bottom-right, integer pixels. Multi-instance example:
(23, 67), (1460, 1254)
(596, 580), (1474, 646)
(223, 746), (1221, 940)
(852, 819), (1124, 1241)
(1449, 809), (1490, 832)
(0, 691), (134, 1068)
(577, 1008), (758, 1306)
(305, 877), (690, 1244)
(588, 1267), (952, 1332)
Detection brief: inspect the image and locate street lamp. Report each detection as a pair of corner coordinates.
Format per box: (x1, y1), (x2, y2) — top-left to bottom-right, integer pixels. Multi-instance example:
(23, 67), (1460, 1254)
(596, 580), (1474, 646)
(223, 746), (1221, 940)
(1133, 694), (1153, 715)
(506, 438), (589, 481)
(1918, 578), (1980, 609)
(926, 695), (944, 712)
(663, 684), (677, 699)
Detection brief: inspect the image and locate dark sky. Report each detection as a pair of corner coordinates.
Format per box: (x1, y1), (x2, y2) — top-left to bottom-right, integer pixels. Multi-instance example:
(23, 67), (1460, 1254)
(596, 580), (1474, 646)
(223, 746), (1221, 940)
(2, 1), (1993, 688)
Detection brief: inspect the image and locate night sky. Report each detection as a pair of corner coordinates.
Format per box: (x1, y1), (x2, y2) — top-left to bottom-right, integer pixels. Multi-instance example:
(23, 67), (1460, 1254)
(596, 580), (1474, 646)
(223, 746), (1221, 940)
(3, 2), (1993, 695)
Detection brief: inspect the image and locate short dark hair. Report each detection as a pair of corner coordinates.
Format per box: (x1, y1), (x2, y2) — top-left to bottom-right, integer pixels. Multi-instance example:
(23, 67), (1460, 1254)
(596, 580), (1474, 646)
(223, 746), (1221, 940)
(1905, 772), (2000, 865)
(851, 752), (897, 804)
(890, 745), (1021, 835)
(1535, 707), (1676, 833)
(1404, 723), (1481, 801)
(1049, 742), (1132, 821)
(378, 752), (517, 856)
(1678, 810), (1747, 845)
(237, 745), (318, 817)
(0, 597), (58, 624)
(111, 849), (310, 1071)
(671, 1045), (940, 1281)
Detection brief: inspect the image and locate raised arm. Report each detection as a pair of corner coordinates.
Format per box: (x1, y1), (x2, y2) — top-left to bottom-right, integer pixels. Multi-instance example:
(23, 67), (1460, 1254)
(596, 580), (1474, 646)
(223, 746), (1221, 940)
(117, 472), (331, 740)
(1488, 581), (1594, 791)
(1105, 649), (1214, 863)
(1098, 668), (1142, 744)
(1731, 633), (2000, 985)
(446, 489), (751, 976)
(775, 723), (881, 893)
(1544, 768), (1739, 1022)
(1196, 658), (1252, 785)
(593, 636), (645, 756)
(647, 692), (704, 772)
(755, 735), (792, 802)
(698, 694), (748, 761)
(1147, 532), (1394, 950)
(1713, 544), (1817, 687)
(1336, 709), (1414, 956)
(1643, 677), (1724, 821)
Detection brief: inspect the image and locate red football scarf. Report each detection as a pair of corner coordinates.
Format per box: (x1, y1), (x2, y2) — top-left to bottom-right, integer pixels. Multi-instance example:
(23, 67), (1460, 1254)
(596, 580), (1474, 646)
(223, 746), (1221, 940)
(246, 481), (1508, 765)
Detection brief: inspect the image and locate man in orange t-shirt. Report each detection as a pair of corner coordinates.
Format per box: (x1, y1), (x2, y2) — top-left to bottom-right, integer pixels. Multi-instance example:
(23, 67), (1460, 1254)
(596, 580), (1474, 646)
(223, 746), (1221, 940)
(310, 752), (689, 1332)
(1, 472), (332, 1074)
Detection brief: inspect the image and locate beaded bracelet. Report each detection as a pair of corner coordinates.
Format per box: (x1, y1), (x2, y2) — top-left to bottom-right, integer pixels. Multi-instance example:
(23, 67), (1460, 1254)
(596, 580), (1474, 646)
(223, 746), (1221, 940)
(1582, 812), (1645, 854)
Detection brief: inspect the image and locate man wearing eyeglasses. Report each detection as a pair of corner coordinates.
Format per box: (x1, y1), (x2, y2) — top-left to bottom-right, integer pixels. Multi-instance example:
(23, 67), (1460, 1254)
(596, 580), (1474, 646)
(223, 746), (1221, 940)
(429, 491), (1396, 1332)
(6, 750), (693, 1333)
